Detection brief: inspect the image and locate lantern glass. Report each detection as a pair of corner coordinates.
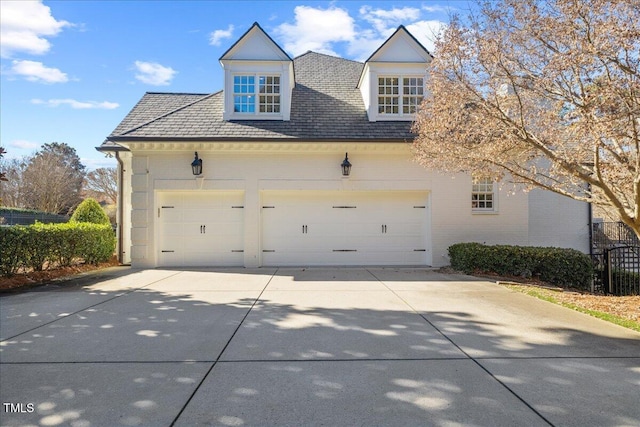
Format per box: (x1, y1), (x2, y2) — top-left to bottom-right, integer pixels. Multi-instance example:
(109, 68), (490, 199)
(191, 152), (203, 175)
(341, 152), (352, 176)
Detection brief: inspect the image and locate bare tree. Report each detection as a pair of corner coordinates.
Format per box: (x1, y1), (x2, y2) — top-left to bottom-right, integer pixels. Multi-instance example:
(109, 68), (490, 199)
(0, 147), (7, 183)
(412, 0), (640, 238)
(84, 167), (117, 205)
(21, 143), (86, 214)
(0, 147), (7, 208)
(0, 156), (27, 208)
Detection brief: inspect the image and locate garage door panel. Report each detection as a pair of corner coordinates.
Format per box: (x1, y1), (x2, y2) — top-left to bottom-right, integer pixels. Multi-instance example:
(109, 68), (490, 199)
(158, 191), (244, 267)
(160, 209), (182, 222)
(261, 191), (429, 266)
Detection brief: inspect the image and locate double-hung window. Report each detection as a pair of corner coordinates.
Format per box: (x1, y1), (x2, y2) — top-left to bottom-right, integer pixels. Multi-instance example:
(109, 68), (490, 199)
(378, 77), (399, 114)
(233, 74), (280, 114)
(472, 177), (496, 212)
(402, 77), (424, 114)
(378, 76), (424, 116)
(234, 75), (255, 113)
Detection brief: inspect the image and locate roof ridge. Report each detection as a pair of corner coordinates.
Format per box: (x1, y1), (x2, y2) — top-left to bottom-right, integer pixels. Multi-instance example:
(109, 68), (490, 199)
(294, 50), (363, 65)
(145, 91), (211, 96)
(118, 91), (220, 136)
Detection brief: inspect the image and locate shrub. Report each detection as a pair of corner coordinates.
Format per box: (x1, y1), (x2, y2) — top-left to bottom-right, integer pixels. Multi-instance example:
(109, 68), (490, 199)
(448, 243), (593, 289)
(0, 222), (116, 276)
(0, 226), (27, 275)
(22, 224), (54, 271)
(75, 222), (116, 265)
(70, 198), (110, 225)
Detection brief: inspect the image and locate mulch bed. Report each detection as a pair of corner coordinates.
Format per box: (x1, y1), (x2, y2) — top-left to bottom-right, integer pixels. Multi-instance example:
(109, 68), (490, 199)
(0, 257), (120, 292)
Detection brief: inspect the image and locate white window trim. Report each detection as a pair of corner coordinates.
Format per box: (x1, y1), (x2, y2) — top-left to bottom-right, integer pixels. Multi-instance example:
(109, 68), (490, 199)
(471, 178), (499, 214)
(375, 74), (424, 121)
(231, 73), (283, 118)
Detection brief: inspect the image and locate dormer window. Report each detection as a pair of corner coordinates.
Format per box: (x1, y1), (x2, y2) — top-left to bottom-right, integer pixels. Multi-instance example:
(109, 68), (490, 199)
(357, 26), (432, 122)
(233, 74), (281, 114)
(377, 76), (424, 115)
(220, 23), (293, 121)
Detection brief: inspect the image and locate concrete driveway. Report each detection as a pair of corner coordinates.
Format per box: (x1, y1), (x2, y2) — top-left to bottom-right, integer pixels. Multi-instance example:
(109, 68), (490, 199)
(1, 267), (638, 427)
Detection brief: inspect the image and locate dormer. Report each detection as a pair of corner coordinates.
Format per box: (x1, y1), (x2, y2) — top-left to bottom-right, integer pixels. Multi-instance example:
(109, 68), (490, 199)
(358, 26), (432, 122)
(220, 22), (294, 121)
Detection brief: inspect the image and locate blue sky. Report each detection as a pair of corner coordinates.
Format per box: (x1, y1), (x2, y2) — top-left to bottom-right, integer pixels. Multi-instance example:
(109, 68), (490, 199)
(0, 1), (467, 169)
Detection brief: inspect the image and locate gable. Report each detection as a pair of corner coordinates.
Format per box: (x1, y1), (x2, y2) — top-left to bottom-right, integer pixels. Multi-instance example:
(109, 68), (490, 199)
(367, 26), (432, 63)
(219, 22), (291, 61)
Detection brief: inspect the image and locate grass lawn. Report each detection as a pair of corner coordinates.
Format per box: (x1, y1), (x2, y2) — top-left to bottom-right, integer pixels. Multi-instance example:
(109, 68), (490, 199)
(502, 283), (640, 333)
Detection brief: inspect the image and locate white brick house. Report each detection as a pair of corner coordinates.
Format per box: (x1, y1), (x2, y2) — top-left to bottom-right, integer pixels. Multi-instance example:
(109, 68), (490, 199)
(97, 23), (590, 268)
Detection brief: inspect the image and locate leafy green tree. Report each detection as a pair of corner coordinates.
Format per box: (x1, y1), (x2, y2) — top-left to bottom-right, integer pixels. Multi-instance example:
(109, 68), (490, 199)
(70, 198), (110, 225)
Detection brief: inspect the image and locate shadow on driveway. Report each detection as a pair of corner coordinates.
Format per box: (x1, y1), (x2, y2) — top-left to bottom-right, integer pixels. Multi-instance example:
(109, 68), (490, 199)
(0, 267), (638, 426)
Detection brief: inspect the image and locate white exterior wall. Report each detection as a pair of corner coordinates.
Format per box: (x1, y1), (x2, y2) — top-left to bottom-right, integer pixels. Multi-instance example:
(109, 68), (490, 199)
(430, 176), (530, 265)
(130, 154), (150, 265)
(528, 189), (590, 253)
(117, 152), (133, 265)
(123, 142), (584, 268)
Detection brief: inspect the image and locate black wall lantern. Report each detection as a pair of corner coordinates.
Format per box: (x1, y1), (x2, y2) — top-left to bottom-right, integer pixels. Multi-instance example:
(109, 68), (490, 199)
(191, 152), (203, 176)
(341, 152), (352, 176)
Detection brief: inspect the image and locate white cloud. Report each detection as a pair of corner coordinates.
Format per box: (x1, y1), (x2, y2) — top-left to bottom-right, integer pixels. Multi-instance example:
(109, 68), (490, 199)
(9, 140), (39, 150)
(274, 6), (355, 57)
(345, 7), (447, 59)
(0, 0), (71, 58)
(81, 157), (117, 170)
(422, 5), (451, 14)
(31, 98), (119, 109)
(346, 33), (387, 61)
(359, 6), (421, 33)
(340, 6), (446, 61)
(134, 61), (176, 86)
(11, 60), (68, 83)
(210, 24), (234, 46)
(406, 20), (447, 54)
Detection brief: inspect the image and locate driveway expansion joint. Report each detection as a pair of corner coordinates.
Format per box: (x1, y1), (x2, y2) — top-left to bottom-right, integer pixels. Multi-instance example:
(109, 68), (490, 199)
(2, 267), (638, 427)
(168, 267), (280, 427)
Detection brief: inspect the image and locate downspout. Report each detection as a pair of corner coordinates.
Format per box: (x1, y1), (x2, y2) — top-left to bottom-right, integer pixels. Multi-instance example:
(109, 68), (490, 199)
(115, 151), (125, 264)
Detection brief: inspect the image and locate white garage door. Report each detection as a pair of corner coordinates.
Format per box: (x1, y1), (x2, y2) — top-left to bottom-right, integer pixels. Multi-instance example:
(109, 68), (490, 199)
(261, 191), (429, 266)
(158, 191), (244, 267)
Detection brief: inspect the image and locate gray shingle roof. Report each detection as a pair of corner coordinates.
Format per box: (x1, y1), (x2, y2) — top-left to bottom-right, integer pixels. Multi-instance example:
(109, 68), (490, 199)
(103, 52), (415, 145)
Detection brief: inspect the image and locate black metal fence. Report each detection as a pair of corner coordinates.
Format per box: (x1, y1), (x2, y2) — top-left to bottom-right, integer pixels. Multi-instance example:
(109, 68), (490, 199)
(0, 209), (69, 226)
(592, 222), (640, 295)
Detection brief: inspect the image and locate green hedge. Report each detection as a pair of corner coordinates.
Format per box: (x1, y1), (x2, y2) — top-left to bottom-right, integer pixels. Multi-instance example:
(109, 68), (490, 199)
(448, 243), (593, 289)
(0, 222), (115, 276)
